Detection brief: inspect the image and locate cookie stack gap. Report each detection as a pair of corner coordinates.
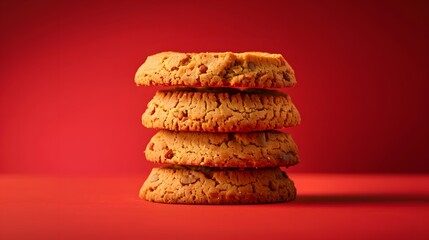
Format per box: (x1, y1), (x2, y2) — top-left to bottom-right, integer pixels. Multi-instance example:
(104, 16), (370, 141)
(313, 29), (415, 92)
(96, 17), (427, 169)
(135, 52), (301, 204)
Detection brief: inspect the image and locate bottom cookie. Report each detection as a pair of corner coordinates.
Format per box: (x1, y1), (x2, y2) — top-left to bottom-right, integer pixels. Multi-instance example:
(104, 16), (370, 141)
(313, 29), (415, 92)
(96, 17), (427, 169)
(140, 166), (296, 204)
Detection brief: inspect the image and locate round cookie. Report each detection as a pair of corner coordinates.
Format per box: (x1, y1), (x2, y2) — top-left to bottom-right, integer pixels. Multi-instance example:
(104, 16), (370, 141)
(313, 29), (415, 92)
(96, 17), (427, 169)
(135, 52), (296, 88)
(146, 130), (299, 168)
(140, 166), (296, 204)
(142, 87), (301, 132)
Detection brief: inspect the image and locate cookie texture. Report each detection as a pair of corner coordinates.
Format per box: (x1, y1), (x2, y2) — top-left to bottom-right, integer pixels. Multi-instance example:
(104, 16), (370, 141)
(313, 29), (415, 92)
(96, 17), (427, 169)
(135, 52), (296, 88)
(142, 87), (301, 132)
(146, 130), (299, 168)
(140, 166), (296, 204)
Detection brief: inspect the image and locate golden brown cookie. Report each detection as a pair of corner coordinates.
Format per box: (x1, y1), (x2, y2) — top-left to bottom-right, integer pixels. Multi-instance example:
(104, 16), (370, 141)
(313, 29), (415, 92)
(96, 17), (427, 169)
(142, 87), (301, 132)
(135, 52), (296, 88)
(140, 166), (296, 204)
(145, 130), (299, 168)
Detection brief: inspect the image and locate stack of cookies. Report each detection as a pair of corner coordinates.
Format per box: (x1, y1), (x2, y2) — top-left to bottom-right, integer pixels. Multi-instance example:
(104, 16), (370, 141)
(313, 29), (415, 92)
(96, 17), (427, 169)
(135, 52), (301, 204)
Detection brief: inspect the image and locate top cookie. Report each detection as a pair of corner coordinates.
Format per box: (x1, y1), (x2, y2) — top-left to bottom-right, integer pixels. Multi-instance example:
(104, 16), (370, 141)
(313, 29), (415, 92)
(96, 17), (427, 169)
(135, 52), (296, 88)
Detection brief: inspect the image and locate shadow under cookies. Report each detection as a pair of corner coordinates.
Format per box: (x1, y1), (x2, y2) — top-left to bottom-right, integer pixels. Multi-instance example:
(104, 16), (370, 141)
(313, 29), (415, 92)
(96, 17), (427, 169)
(289, 193), (429, 205)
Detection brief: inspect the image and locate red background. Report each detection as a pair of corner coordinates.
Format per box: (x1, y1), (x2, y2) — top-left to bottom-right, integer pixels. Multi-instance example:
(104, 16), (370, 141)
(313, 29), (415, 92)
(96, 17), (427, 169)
(1, 0), (429, 174)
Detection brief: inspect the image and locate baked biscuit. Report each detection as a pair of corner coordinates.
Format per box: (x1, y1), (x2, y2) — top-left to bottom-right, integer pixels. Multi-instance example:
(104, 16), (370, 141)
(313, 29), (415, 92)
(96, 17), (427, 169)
(140, 166), (296, 204)
(135, 52), (296, 88)
(142, 87), (300, 132)
(146, 130), (299, 168)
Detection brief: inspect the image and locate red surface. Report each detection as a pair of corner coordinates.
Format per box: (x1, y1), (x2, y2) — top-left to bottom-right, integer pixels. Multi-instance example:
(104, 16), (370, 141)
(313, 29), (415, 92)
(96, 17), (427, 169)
(1, 173), (428, 240)
(1, 0), (429, 174)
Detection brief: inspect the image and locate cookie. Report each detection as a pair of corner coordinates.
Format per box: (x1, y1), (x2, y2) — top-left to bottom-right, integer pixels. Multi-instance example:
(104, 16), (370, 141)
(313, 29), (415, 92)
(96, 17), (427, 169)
(142, 87), (301, 132)
(140, 166), (296, 204)
(135, 52), (296, 88)
(145, 130), (299, 168)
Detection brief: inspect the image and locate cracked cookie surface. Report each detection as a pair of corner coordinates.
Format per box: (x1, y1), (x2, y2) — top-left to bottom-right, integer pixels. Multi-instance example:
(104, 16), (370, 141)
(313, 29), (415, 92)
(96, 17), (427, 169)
(146, 130), (299, 168)
(142, 87), (301, 132)
(135, 52), (296, 88)
(140, 166), (296, 204)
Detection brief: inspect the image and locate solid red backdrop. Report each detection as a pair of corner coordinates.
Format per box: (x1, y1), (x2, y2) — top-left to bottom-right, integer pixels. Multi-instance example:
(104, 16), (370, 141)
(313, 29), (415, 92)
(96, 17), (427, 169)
(1, 0), (428, 174)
